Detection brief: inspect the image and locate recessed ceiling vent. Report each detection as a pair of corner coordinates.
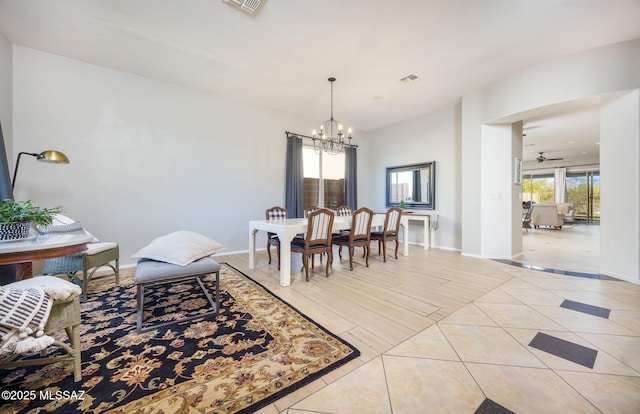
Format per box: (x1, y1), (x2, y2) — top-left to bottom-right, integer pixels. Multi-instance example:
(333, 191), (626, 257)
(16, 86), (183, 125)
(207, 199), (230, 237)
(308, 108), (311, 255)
(222, 0), (265, 15)
(400, 74), (419, 84)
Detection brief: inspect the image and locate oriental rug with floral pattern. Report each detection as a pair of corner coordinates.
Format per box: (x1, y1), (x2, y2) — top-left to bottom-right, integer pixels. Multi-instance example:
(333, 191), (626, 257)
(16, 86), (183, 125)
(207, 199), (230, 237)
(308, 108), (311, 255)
(0, 263), (360, 413)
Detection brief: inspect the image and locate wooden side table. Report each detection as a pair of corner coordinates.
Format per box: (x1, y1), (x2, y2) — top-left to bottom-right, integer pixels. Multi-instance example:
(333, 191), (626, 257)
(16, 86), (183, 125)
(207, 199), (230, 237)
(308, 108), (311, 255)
(0, 233), (94, 280)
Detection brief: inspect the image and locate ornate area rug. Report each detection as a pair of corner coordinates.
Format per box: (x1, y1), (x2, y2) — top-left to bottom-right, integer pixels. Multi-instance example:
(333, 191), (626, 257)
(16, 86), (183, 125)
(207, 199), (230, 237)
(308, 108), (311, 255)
(0, 263), (360, 413)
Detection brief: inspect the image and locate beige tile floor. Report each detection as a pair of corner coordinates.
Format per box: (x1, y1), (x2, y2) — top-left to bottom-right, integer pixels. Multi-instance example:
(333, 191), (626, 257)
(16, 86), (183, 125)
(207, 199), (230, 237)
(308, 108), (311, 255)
(222, 222), (640, 413)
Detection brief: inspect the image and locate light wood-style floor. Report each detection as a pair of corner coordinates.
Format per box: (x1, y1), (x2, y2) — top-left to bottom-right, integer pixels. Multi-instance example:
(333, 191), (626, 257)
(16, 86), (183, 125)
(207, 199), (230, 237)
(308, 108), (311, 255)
(213, 222), (639, 413)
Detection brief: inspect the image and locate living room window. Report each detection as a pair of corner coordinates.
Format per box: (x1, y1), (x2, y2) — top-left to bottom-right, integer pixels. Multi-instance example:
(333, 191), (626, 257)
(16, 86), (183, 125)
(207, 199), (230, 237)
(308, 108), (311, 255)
(566, 171), (600, 222)
(302, 146), (345, 210)
(522, 173), (554, 204)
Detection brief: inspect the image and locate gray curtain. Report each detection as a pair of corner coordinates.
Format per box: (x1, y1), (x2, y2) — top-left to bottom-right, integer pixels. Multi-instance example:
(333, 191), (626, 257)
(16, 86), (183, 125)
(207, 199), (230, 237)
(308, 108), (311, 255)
(344, 146), (357, 209)
(285, 134), (304, 218)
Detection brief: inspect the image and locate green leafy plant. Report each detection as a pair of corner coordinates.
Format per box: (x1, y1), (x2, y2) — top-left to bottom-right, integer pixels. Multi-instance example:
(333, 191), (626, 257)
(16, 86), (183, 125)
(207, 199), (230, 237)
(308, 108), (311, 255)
(399, 199), (406, 209)
(0, 199), (63, 225)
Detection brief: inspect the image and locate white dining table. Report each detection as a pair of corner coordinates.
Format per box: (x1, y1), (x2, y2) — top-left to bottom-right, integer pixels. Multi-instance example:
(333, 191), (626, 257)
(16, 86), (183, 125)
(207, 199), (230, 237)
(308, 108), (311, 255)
(249, 214), (412, 287)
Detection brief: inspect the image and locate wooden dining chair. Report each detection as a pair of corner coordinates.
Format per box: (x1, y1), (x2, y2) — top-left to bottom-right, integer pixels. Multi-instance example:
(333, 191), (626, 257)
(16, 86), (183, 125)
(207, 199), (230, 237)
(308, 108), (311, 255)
(265, 206), (287, 270)
(291, 208), (334, 281)
(370, 207), (403, 262)
(332, 207), (373, 270)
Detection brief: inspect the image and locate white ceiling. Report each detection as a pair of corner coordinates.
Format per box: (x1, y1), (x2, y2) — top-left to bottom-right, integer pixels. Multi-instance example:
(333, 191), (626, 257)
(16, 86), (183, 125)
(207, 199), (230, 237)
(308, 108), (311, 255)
(1, 0), (639, 162)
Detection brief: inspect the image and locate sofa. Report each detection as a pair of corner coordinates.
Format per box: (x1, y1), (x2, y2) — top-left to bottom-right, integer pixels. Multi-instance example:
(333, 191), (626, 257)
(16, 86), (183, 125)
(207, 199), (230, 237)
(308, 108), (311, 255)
(556, 203), (575, 223)
(531, 204), (564, 229)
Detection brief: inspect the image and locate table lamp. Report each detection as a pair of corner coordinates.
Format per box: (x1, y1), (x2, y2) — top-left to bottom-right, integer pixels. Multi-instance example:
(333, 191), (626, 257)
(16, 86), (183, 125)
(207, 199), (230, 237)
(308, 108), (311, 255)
(12, 150), (70, 188)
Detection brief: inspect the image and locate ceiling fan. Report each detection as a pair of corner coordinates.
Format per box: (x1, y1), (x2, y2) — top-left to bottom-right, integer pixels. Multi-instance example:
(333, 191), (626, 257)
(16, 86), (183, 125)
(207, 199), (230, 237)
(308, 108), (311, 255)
(536, 152), (563, 163)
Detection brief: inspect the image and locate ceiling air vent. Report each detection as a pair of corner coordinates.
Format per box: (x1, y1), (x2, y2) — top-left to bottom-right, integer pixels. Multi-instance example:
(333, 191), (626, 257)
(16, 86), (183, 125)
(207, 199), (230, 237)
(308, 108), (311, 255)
(400, 74), (419, 84)
(222, 0), (265, 15)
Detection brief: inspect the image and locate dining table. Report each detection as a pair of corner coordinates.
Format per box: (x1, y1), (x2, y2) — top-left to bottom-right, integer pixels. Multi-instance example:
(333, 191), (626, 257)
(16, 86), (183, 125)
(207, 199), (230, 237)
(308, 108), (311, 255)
(249, 213), (420, 287)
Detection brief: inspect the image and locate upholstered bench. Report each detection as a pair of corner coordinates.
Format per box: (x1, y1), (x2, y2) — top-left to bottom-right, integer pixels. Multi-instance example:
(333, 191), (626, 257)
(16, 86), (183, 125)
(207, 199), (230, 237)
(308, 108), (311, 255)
(134, 257), (220, 333)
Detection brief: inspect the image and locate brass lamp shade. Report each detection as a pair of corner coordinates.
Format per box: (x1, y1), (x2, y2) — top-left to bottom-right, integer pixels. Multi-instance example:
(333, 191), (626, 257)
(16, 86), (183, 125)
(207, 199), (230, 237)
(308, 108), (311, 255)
(36, 150), (70, 164)
(12, 149), (70, 188)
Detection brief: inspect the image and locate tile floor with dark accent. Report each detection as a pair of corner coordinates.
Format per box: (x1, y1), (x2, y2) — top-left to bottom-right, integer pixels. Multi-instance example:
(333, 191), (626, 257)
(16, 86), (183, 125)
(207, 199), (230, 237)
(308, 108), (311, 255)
(283, 224), (640, 413)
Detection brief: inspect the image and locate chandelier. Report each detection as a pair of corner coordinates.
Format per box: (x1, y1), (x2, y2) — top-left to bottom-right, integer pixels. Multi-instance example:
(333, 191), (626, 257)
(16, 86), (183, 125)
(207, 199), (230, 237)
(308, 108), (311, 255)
(312, 77), (353, 154)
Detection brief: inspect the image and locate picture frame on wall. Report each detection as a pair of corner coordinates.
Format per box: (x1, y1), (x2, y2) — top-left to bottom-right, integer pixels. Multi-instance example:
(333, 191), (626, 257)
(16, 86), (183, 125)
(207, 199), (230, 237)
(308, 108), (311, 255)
(514, 157), (522, 185)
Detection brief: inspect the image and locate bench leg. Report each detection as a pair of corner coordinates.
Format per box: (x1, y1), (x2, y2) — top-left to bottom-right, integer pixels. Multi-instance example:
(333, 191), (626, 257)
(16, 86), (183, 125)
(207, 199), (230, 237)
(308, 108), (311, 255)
(136, 273), (219, 334)
(136, 284), (145, 333)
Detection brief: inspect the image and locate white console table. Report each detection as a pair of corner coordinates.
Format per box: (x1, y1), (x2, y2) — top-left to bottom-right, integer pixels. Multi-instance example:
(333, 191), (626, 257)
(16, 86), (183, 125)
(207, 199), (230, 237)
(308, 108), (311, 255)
(401, 213), (435, 255)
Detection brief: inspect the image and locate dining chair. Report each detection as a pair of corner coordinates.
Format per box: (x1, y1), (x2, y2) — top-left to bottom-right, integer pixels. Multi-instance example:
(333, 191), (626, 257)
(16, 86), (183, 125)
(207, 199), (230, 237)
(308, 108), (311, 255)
(336, 205), (352, 216)
(332, 207), (373, 270)
(370, 207), (403, 262)
(304, 206), (320, 218)
(265, 206), (288, 270)
(291, 208), (334, 281)
(334, 205), (353, 237)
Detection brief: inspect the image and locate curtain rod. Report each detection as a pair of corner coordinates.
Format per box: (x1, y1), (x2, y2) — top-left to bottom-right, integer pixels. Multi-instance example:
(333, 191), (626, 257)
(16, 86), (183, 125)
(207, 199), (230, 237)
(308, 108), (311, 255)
(285, 131), (358, 148)
(524, 163), (600, 172)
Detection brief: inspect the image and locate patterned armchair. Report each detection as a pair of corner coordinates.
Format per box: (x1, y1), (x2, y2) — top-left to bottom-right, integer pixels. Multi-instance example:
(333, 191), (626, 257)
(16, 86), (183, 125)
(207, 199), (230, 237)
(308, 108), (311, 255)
(0, 276), (82, 381)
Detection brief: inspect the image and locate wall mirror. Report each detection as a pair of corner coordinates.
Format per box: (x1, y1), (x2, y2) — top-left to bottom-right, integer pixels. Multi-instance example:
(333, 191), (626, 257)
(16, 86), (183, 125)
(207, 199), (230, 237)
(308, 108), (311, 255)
(386, 161), (436, 209)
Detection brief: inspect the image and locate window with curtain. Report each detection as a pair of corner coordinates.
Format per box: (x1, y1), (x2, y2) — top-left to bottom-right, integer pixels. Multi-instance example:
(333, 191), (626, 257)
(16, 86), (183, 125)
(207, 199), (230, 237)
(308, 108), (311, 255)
(302, 147), (345, 210)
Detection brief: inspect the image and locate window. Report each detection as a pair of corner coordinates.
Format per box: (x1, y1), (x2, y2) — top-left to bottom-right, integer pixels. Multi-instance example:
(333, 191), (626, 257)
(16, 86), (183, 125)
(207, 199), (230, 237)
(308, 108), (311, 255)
(303, 147), (345, 210)
(522, 174), (554, 203)
(522, 169), (600, 222)
(566, 171), (600, 222)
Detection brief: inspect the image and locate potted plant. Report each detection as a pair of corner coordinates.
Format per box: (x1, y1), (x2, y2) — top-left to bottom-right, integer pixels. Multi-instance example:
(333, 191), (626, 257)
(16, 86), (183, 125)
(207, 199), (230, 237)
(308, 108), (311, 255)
(0, 199), (63, 240)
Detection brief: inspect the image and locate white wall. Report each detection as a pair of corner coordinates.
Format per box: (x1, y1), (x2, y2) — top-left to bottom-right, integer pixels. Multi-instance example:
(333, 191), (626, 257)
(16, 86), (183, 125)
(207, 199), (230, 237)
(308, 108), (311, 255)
(479, 123), (523, 259)
(360, 104), (461, 250)
(460, 91), (484, 257)
(0, 32), (11, 160)
(600, 90), (640, 282)
(12, 46), (323, 266)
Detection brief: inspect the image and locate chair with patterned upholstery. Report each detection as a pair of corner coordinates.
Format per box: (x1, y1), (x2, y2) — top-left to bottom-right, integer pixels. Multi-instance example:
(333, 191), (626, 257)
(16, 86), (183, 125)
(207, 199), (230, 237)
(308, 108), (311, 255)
(265, 206), (288, 270)
(334, 205), (353, 237)
(332, 207), (373, 270)
(291, 208), (335, 281)
(0, 276), (82, 382)
(304, 206), (321, 218)
(336, 205), (352, 217)
(370, 207), (403, 262)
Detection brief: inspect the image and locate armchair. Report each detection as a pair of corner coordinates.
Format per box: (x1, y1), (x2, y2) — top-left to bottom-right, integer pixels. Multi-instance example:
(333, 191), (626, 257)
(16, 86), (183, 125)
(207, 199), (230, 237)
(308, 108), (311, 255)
(41, 214), (119, 301)
(556, 203), (576, 223)
(531, 204), (564, 229)
(0, 276), (82, 381)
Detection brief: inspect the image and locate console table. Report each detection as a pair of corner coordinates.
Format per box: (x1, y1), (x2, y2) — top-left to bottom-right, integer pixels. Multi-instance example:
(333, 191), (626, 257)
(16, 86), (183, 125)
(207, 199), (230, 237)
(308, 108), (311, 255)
(401, 213), (435, 255)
